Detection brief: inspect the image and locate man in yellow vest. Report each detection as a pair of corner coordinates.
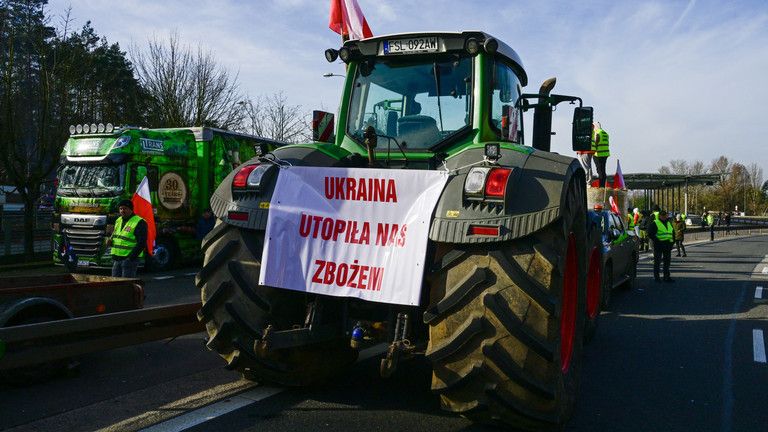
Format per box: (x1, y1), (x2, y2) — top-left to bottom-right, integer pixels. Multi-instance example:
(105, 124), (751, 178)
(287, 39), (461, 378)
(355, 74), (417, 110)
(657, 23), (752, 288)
(647, 210), (675, 283)
(592, 122), (610, 187)
(108, 200), (147, 278)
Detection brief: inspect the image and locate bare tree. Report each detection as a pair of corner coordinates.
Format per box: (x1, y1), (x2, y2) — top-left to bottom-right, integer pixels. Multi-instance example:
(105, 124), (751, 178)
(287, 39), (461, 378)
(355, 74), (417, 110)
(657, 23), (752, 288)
(239, 92), (310, 143)
(132, 33), (244, 128)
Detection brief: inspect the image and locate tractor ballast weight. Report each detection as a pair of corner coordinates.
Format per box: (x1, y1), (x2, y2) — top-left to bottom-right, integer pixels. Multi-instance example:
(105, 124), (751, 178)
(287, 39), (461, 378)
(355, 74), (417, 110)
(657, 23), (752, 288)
(199, 31), (593, 430)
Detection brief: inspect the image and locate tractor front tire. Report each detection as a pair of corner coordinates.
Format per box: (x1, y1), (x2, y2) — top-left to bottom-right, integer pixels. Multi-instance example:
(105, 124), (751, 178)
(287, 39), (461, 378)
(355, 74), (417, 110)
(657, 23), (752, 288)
(425, 178), (587, 430)
(196, 221), (356, 386)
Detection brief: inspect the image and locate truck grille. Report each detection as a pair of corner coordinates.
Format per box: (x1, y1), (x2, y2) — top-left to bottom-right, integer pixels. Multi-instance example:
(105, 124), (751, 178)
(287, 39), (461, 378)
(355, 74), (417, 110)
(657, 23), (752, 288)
(62, 225), (105, 257)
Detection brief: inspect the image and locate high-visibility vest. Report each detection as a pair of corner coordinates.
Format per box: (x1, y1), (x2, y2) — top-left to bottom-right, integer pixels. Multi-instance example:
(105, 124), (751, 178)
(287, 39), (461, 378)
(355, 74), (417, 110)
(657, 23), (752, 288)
(626, 213), (635, 229)
(653, 211), (659, 221)
(111, 215), (145, 258)
(593, 128), (610, 157)
(707, 214), (715, 226)
(654, 219), (674, 242)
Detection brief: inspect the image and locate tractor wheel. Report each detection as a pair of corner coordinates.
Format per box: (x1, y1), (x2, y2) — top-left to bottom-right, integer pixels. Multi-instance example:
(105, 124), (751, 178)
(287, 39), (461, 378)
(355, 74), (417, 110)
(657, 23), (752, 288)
(196, 221), (356, 386)
(424, 178), (586, 431)
(583, 247), (602, 344)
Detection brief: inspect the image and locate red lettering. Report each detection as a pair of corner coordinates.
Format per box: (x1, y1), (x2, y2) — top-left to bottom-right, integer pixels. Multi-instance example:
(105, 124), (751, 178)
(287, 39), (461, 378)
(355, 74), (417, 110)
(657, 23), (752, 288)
(375, 223), (389, 246)
(323, 261), (336, 284)
(396, 224), (407, 247)
(336, 263), (349, 286)
(311, 215), (323, 238)
(312, 260), (325, 283)
(386, 179), (397, 203)
(324, 177), (333, 199)
(357, 177), (367, 201)
(359, 265), (369, 289)
(332, 219), (346, 241)
(299, 213), (311, 237)
(346, 177), (355, 200)
(347, 261), (359, 288)
(321, 218), (333, 240)
(373, 179), (384, 202)
(370, 266), (384, 291)
(360, 222), (370, 245)
(335, 177), (345, 199)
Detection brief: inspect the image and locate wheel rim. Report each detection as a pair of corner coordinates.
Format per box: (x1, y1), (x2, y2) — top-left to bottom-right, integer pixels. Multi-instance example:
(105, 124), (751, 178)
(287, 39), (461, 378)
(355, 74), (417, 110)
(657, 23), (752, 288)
(153, 246), (169, 267)
(560, 233), (578, 373)
(586, 247), (601, 320)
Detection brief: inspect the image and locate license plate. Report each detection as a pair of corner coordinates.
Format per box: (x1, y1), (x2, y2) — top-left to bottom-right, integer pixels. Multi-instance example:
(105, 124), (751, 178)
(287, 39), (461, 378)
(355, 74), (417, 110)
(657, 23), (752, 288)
(78, 260), (89, 267)
(384, 37), (439, 55)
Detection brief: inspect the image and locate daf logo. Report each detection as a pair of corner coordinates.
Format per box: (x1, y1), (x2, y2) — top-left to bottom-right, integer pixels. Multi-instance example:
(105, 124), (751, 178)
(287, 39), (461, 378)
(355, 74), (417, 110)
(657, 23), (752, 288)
(74, 217), (88, 223)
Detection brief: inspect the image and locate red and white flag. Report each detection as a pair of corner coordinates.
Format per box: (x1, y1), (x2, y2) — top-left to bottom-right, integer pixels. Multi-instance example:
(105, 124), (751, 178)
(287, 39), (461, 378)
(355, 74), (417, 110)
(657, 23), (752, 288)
(609, 195), (620, 215)
(132, 176), (156, 256)
(329, 0), (373, 40)
(614, 159), (626, 190)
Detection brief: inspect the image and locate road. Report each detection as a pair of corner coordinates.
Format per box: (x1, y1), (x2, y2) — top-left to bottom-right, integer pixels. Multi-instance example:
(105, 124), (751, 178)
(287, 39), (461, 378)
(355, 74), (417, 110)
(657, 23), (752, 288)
(1, 235), (767, 432)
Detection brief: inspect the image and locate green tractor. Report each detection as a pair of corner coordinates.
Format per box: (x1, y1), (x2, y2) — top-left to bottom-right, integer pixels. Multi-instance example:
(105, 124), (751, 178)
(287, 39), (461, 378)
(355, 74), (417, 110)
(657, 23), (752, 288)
(197, 31), (594, 430)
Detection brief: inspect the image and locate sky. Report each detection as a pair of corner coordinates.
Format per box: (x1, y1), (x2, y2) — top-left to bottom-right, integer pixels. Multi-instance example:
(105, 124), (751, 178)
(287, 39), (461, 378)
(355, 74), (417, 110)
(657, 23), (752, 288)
(47, 0), (768, 175)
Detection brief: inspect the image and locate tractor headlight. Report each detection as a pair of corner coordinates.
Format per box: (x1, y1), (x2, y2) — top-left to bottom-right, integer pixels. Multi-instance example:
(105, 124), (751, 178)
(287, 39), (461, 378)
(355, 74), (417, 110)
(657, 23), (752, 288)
(464, 167), (490, 195)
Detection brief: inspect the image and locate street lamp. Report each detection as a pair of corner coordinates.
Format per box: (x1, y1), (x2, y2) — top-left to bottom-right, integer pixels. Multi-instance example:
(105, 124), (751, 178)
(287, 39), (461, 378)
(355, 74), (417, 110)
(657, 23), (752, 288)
(323, 73), (345, 78)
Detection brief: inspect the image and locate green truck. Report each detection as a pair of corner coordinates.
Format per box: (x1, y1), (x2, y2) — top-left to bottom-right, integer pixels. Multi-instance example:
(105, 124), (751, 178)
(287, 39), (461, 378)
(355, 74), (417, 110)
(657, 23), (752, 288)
(53, 125), (278, 270)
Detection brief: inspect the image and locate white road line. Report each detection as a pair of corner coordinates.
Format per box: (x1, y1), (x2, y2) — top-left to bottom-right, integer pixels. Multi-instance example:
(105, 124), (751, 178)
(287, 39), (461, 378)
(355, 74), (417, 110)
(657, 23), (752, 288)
(754, 329), (767, 364)
(153, 275), (174, 280)
(138, 386), (282, 432)
(756, 286), (764, 299)
(138, 343), (390, 432)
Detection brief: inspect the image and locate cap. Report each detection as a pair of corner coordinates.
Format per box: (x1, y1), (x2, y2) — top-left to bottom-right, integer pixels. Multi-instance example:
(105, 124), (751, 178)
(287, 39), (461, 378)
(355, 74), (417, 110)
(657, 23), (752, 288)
(118, 199), (133, 210)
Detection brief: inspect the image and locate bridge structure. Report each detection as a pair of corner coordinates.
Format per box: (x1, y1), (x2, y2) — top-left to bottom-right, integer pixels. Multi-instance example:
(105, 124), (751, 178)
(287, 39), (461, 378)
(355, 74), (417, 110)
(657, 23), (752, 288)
(607, 173), (723, 214)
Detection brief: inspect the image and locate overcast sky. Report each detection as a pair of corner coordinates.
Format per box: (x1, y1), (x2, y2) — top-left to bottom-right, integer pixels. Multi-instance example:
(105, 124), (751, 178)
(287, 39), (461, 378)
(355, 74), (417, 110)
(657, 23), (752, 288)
(48, 0), (768, 175)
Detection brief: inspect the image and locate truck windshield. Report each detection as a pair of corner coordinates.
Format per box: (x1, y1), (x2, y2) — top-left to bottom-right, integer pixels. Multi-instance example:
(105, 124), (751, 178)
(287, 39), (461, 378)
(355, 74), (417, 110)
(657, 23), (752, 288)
(58, 164), (125, 197)
(347, 55), (473, 150)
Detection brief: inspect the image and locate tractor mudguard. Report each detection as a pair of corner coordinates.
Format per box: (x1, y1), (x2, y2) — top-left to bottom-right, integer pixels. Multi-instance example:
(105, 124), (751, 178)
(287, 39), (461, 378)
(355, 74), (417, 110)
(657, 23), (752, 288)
(429, 145), (584, 243)
(0, 297), (73, 327)
(209, 144), (353, 230)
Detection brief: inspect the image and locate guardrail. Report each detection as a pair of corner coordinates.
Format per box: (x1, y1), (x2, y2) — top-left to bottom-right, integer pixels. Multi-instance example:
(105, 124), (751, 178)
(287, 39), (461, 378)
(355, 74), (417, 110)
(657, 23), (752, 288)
(1, 210), (52, 257)
(0, 302), (203, 370)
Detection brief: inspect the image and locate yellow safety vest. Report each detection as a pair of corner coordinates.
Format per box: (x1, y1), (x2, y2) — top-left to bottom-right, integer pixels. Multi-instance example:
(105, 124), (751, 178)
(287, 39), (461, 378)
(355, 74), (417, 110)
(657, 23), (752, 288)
(654, 219), (674, 243)
(626, 213), (635, 229)
(111, 215), (145, 258)
(593, 128), (610, 157)
(653, 211), (659, 221)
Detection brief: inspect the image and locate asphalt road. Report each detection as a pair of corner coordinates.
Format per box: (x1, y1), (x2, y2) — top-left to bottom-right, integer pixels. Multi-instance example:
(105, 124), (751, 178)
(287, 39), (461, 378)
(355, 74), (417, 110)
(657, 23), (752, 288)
(2, 235), (767, 432)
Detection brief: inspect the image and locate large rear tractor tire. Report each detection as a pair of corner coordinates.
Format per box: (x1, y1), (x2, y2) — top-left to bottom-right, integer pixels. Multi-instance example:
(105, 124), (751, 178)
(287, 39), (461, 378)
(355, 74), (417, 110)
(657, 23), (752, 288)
(196, 221), (356, 386)
(583, 247), (603, 344)
(424, 178), (587, 430)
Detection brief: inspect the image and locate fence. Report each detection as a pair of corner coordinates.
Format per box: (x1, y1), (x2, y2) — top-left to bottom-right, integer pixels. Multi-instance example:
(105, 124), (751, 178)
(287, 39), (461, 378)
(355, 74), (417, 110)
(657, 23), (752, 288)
(0, 209), (53, 258)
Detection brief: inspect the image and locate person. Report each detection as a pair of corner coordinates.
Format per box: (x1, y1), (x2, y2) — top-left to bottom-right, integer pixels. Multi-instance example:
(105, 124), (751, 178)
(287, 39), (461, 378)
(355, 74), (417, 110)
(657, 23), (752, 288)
(672, 214), (687, 257)
(647, 209), (675, 283)
(652, 204), (660, 221)
(196, 208), (216, 240)
(625, 207), (635, 233)
(592, 122), (610, 187)
(637, 209), (651, 251)
(707, 211), (715, 241)
(577, 136), (596, 185)
(725, 212), (731, 234)
(108, 199), (147, 278)
(632, 207), (641, 237)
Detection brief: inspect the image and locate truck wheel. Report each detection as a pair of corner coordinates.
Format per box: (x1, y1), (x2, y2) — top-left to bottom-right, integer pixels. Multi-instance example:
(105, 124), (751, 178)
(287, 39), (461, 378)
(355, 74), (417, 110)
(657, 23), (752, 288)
(196, 221), (356, 386)
(583, 247), (602, 343)
(425, 178), (586, 430)
(150, 238), (177, 272)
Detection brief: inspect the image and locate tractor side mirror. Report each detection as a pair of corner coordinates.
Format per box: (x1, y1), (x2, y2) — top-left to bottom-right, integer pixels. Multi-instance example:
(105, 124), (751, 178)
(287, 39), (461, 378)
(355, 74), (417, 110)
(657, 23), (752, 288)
(313, 110), (335, 143)
(572, 106), (593, 152)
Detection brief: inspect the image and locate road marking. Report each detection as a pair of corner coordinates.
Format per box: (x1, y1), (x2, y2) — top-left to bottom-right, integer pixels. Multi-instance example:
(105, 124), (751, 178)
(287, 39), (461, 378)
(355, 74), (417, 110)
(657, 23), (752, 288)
(153, 276), (174, 280)
(137, 343), (389, 432)
(756, 286), (764, 299)
(754, 329), (766, 363)
(138, 386), (282, 432)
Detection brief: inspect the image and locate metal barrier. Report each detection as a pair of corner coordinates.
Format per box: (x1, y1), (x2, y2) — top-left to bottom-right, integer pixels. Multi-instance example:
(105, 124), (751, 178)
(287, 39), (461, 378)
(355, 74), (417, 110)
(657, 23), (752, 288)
(0, 210), (52, 257)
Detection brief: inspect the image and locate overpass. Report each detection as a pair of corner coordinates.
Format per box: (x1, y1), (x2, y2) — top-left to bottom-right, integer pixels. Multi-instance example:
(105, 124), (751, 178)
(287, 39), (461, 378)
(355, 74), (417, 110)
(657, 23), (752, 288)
(606, 173), (723, 214)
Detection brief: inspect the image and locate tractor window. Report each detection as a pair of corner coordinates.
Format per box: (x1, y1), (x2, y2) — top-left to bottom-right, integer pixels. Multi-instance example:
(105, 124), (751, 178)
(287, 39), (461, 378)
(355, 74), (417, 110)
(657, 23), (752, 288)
(490, 60), (523, 143)
(347, 55), (473, 150)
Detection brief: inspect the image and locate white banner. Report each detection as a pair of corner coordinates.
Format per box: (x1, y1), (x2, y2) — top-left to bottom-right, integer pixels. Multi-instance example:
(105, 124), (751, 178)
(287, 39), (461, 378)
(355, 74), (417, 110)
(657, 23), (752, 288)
(259, 166), (448, 306)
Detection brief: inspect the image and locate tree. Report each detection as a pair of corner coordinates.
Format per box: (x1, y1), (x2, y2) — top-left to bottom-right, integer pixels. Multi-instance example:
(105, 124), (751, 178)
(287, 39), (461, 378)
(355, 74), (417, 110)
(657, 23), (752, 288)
(238, 92), (310, 143)
(132, 33), (244, 128)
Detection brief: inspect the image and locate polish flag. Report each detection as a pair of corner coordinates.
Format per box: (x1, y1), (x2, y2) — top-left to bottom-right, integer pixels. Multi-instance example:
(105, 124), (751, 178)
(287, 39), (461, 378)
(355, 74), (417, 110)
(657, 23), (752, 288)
(614, 159), (626, 190)
(609, 195), (620, 215)
(132, 176), (156, 256)
(329, 0), (373, 40)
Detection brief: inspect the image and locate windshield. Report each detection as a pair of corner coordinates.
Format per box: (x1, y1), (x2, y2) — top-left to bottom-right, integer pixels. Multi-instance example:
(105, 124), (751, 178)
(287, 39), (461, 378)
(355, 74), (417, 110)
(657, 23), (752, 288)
(58, 164), (125, 197)
(347, 55), (473, 150)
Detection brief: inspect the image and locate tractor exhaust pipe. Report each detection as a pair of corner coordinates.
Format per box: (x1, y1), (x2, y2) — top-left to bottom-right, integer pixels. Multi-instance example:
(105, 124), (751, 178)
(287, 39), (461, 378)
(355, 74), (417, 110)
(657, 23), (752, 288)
(532, 77), (556, 152)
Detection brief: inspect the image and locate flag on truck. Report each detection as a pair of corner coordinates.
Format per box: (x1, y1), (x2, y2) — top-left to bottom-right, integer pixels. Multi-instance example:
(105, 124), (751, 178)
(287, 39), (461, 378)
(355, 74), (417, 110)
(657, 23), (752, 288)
(132, 177), (156, 256)
(329, 0), (373, 40)
(614, 159), (626, 190)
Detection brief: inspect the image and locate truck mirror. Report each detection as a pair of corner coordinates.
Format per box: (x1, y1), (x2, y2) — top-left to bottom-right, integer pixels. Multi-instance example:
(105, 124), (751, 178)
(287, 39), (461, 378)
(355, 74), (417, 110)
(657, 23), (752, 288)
(572, 106), (593, 152)
(313, 110), (335, 143)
